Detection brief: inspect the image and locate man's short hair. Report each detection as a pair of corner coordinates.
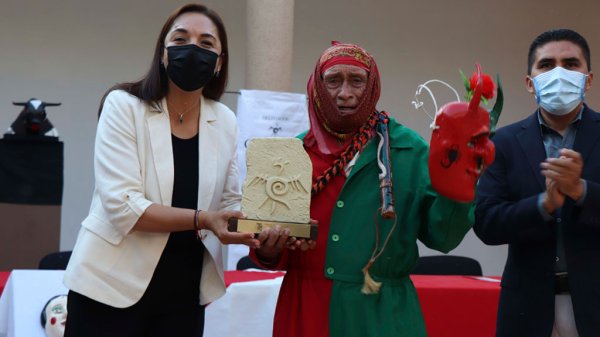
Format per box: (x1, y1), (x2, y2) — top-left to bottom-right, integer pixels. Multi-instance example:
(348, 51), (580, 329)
(527, 28), (591, 74)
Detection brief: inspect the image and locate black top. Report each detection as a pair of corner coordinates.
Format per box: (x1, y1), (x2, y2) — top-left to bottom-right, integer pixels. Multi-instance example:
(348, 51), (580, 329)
(144, 133), (205, 305)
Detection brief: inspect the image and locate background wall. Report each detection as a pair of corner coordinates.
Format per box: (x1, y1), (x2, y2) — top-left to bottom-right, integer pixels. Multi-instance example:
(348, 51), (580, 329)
(1, 0), (598, 275)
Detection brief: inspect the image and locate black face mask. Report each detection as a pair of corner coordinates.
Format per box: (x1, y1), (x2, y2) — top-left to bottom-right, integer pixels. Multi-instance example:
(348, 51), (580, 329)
(166, 44), (219, 92)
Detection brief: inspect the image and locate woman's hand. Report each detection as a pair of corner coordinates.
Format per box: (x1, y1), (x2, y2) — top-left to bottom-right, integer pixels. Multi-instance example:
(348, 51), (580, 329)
(200, 210), (260, 248)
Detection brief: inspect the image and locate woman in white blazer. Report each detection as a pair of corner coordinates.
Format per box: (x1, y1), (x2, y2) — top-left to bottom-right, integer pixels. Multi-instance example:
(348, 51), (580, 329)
(63, 4), (259, 337)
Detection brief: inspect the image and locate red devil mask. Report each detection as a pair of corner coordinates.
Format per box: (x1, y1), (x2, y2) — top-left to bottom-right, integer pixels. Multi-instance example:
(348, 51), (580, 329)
(429, 65), (495, 202)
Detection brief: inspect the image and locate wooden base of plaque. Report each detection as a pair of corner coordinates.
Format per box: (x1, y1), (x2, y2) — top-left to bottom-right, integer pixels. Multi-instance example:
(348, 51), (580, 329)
(228, 218), (318, 240)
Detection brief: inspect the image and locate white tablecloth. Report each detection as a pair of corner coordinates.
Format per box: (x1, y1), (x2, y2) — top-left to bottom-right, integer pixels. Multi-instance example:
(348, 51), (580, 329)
(205, 275), (282, 337)
(0, 270), (67, 337)
(0, 270), (282, 337)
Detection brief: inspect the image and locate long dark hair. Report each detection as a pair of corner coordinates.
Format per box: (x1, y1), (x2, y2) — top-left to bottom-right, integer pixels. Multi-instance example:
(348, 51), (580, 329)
(97, 4), (229, 116)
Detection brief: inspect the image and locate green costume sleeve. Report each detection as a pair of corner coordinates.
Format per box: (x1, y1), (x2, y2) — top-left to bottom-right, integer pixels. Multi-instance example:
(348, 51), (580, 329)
(418, 190), (474, 253)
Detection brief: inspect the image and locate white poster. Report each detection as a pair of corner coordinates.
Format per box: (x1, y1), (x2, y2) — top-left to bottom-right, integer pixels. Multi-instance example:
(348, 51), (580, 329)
(226, 89), (309, 270)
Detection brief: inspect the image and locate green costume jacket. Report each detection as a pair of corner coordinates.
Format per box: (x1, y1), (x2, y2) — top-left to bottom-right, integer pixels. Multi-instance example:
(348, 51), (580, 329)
(323, 118), (473, 337)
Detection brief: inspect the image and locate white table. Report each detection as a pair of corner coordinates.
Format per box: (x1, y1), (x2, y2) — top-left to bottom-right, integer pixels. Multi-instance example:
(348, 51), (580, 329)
(205, 273), (282, 337)
(0, 270), (67, 337)
(0, 270), (282, 337)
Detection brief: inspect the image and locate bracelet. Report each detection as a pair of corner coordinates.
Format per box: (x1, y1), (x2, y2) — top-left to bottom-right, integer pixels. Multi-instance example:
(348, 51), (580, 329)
(193, 209), (202, 240)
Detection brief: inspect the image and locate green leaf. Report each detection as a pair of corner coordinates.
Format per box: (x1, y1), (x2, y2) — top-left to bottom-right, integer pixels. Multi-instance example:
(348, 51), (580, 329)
(489, 74), (503, 137)
(459, 69), (471, 95)
(465, 91), (472, 102)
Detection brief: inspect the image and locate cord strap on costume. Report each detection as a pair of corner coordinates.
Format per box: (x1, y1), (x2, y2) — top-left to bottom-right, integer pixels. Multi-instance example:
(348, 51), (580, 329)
(362, 206), (399, 295)
(376, 111), (395, 219)
(311, 111), (388, 196)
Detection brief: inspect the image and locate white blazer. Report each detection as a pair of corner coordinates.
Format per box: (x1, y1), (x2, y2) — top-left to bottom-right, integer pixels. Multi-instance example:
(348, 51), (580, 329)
(64, 90), (241, 307)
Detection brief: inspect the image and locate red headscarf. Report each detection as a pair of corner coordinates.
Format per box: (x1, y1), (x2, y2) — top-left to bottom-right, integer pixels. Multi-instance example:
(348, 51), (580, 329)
(304, 42), (381, 156)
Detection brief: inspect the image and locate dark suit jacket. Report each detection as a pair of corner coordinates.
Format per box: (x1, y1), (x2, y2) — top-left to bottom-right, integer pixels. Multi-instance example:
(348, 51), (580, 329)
(474, 105), (600, 337)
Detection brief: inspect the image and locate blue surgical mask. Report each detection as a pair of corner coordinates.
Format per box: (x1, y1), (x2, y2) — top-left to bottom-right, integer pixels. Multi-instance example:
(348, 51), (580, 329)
(532, 66), (587, 116)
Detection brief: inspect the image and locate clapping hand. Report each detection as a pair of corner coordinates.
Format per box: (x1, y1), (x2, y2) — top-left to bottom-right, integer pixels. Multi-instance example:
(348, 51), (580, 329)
(201, 210), (260, 248)
(542, 177), (565, 214)
(541, 149), (584, 201)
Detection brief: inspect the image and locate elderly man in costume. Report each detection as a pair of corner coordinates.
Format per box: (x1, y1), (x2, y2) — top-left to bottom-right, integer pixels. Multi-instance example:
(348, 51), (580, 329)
(250, 42), (476, 337)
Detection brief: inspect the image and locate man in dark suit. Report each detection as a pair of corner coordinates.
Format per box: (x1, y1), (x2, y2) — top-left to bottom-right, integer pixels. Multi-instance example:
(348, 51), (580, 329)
(475, 28), (599, 337)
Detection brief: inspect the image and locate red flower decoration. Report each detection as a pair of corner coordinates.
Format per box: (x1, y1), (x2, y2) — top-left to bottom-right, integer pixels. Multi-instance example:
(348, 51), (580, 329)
(469, 72), (496, 100)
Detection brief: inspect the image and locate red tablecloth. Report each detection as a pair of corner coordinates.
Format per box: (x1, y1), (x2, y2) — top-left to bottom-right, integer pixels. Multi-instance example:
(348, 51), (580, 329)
(0, 271), (9, 295)
(412, 275), (500, 337)
(224, 271), (500, 337)
(1, 271), (500, 337)
(224, 270), (285, 287)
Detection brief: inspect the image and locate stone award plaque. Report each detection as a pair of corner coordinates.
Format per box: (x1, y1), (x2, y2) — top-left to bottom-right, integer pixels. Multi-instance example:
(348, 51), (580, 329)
(228, 138), (317, 240)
